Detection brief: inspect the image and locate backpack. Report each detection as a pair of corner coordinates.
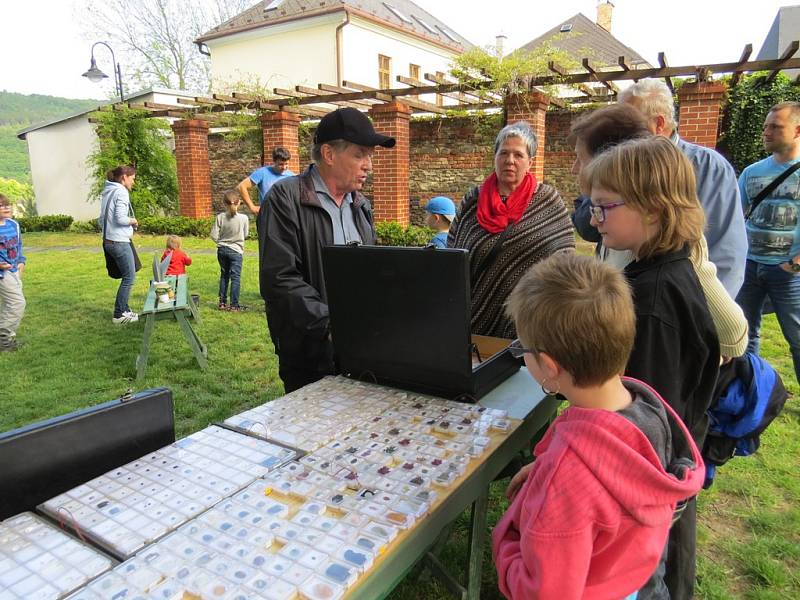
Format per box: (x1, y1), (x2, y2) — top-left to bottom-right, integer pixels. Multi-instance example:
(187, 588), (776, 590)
(702, 352), (788, 488)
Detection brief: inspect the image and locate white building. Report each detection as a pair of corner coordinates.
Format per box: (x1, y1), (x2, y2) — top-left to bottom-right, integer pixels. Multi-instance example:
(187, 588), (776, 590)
(17, 88), (198, 220)
(196, 0), (472, 99)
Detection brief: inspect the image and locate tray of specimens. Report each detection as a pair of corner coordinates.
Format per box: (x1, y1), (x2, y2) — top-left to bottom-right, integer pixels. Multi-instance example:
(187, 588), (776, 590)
(0, 512), (113, 600)
(39, 426), (296, 561)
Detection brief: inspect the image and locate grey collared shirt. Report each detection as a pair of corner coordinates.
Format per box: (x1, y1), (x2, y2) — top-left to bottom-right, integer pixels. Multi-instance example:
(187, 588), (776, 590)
(310, 165), (363, 245)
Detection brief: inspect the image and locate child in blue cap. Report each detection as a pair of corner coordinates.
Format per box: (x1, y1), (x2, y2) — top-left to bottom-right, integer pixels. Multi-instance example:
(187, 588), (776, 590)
(424, 196), (456, 248)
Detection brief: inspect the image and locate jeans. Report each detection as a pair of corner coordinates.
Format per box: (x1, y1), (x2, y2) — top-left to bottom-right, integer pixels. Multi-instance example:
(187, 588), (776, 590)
(104, 240), (136, 318)
(217, 246), (243, 306)
(736, 259), (800, 384)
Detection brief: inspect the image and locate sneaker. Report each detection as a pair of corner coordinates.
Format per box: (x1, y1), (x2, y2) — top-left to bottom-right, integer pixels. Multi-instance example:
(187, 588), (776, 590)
(123, 311), (139, 322)
(112, 314), (135, 324)
(0, 339), (19, 352)
(229, 305), (248, 312)
(218, 302), (228, 311)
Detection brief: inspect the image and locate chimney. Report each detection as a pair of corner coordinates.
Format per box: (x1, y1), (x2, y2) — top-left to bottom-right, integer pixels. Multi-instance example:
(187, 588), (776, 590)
(597, 1), (614, 33)
(495, 33), (507, 57)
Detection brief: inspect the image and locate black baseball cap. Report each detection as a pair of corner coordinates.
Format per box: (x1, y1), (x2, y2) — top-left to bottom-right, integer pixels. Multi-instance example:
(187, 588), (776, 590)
(314, 107), (396, 148)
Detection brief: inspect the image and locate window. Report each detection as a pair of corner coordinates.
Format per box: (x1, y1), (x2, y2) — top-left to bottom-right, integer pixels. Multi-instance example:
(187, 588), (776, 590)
(413, 15), (438, 34)
(264, 0), (285, 11)
(560, 23), (573, 32)
(379, 55), (392, 89)
(409, 64), (420, 80)
(435, 70), (445, 107)
(383, 2), (412, 24)
(437, 26), (458, 42)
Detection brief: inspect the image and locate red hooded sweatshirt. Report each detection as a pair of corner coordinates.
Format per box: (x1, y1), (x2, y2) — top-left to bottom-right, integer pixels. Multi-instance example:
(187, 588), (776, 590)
(492, 377), (705, 599)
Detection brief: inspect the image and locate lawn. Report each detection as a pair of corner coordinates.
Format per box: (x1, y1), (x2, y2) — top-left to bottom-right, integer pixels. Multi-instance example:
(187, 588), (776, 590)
(1, 232), (798, 599)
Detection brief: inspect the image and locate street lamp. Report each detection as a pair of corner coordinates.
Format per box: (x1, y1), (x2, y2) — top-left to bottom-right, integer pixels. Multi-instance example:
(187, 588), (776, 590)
(82, 41), (125, 101)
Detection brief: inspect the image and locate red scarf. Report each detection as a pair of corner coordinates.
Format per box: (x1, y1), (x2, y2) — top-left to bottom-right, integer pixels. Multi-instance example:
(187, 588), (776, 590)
(476, 171), (537, 233)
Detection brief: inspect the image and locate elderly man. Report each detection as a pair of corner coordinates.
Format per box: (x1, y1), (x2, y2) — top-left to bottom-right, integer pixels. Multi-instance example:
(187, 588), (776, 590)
(236, 146), (294, 215)
(618, 79), (747, 297)
(736, 101), (800, 385)
(258, 107), (395, 392)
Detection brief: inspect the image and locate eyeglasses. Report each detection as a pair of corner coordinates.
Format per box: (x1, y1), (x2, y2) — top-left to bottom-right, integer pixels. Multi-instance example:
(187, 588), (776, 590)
(508, 339), (542, 359)
(589, 201), (626, 223)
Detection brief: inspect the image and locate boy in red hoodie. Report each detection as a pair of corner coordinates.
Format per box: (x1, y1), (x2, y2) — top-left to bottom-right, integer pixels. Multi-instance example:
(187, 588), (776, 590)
(493, 252), (705, 600)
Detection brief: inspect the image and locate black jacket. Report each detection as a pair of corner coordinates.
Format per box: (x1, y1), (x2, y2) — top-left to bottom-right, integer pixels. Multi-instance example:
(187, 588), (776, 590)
(624, 247), (720, 447)
(258, 165), (377, 363)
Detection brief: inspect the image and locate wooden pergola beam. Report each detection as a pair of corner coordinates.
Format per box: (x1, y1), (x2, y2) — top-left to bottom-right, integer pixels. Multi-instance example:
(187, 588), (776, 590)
(765, 41), (800, 84)
(424, 72), (495, 102)
(342, 81), (449, 115)
(658, 52), (674, 93)
(396, 75), (480, 105)
(730, 44), (753, 87)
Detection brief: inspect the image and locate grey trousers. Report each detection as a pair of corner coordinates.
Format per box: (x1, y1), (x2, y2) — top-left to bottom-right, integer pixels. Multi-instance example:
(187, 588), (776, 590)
(0, 272), (26, 340)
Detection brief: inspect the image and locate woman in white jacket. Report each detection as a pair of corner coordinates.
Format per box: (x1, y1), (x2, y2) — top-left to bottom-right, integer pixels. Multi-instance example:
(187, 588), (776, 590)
(99, 165), (139, 324)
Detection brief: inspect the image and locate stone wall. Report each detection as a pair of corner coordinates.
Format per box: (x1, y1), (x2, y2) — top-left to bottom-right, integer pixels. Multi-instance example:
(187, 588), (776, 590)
(208, 130), (261, 214)
(205, 109), (588, 223)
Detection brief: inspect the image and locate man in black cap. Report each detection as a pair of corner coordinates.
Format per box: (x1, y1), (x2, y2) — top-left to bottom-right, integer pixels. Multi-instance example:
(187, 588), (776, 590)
(258, 107), (395, 393)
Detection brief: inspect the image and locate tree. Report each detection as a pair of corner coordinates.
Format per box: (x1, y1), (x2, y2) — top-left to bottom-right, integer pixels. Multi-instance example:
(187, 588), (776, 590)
(719, 72), (800, 173)
(88, 108), (178, 216)
(78, 0), (252, 93)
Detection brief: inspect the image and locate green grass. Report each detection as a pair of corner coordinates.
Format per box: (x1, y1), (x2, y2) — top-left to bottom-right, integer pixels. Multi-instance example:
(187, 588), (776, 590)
(2, 232), (798, 599)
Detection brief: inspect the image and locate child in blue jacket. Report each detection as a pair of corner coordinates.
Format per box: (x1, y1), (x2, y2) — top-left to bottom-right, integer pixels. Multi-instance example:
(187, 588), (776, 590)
(0, 194), (27, 351)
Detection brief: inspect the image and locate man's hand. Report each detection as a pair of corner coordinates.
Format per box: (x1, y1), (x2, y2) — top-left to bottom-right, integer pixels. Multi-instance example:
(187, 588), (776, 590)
(780, 259), (800, 274)
(506, 461), (534, 501)
(129, 218), (139, 229)
(16, 263), (24, 277)
(0, 262), (12, 271)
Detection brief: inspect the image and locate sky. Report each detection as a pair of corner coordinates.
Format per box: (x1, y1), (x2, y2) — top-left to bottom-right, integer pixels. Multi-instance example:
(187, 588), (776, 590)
(0, 0), (792, 100)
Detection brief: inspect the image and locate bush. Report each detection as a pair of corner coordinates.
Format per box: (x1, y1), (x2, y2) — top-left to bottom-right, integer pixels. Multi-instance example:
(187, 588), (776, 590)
(69, 220), (101, 233)
(18, 215), (73, 232)
(137, 216), (215, 237)
(376, 221), (436, 247)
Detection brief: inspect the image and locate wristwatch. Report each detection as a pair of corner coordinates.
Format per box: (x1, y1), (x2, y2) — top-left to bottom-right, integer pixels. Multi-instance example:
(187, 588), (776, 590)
(786, 261), (800, 273)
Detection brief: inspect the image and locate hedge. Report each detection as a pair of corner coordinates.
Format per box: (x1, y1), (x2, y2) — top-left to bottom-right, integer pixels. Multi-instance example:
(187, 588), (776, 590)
(375, 221), (436, 246)
(18, 215), (73, 232)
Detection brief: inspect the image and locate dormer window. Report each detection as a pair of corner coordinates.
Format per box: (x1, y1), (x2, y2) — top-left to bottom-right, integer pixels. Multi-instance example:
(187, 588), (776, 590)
(437, 25), (458, 42)
(413, 15), (438, 34)
(560, 23), (573, 32)
(264, 0), (285, 12)
(383, 3), (413, 24)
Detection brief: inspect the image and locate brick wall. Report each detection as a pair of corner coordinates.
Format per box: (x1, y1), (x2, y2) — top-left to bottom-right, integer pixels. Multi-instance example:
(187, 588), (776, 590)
(172, 119), (213, 218)
(677, 82), (727, 149)
(544, 109), (583, 204)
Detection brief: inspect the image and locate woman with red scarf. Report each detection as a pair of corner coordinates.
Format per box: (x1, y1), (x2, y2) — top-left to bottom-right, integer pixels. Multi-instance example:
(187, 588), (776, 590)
(448, 121), (575, 338)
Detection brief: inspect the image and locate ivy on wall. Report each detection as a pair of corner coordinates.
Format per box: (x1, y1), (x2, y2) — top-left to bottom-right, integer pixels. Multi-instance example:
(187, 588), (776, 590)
(88, 107), (179, 216)
(719, 72), (800, 173)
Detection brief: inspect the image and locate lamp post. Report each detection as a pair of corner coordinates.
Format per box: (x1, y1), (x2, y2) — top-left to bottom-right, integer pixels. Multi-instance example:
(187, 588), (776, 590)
(82, 41), (125, 101)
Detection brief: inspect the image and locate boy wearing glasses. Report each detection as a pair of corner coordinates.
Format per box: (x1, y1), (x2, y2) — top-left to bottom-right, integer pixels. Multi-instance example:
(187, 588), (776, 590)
(493, 252), (705, 600)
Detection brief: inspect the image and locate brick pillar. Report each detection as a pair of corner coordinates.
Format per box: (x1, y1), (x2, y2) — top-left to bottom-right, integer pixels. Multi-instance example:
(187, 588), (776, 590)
(261, 111), (301, 173)
(505, 92), (549, 181)
(171, 119), (212, 218)
(368, 102), (411, 224)
(677, 81), (727, 148)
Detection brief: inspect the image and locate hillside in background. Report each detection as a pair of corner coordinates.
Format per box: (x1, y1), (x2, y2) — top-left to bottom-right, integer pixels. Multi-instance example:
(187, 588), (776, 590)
(0, 91), (99, 182)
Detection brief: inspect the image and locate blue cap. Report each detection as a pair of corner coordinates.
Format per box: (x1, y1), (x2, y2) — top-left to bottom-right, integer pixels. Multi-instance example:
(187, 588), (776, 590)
(424, 196), (456, 218)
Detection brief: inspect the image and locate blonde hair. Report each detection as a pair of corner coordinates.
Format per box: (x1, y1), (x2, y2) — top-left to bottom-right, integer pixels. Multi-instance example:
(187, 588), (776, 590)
(582, 136), (704, 260)
(166, 234), (181, 250)
(506, 253), (636, 386)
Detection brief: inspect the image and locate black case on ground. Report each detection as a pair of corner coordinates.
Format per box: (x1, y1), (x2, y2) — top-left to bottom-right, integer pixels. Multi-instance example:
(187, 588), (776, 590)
(0, 388), (175, 520)
(322, 245), (520, 402)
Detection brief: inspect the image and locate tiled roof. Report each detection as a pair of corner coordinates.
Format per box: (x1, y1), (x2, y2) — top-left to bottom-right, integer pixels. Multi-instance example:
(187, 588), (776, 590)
(516, 12), (650, 70)
(197, 0), (472, 51)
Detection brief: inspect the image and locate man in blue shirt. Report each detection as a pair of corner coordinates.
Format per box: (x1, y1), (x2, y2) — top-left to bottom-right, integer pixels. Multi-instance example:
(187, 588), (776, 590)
(236, 146), (295, 214)
(736, 101), (800, 384)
